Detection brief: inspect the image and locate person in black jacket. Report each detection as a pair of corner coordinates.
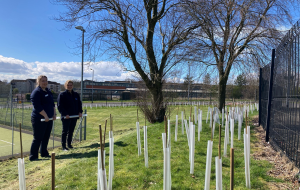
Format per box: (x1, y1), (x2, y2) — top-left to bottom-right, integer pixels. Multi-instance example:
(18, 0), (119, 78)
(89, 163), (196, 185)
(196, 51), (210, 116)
(29, 75), (56, 161)
(57, 80), (83, 150)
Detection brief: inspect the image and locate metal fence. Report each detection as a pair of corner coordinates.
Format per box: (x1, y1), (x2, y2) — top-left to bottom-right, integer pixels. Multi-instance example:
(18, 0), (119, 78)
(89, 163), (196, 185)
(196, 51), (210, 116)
(0, 87), (87, 160)
(259, 19), (300, 167)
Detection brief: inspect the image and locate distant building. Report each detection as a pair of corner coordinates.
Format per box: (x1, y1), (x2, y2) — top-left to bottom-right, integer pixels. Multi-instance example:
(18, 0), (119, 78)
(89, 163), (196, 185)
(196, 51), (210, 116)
(81, 80), (137, 94)
(10, 79), (60, 93)
(47, 81), (60, 93)
(11, 80), (30, 94)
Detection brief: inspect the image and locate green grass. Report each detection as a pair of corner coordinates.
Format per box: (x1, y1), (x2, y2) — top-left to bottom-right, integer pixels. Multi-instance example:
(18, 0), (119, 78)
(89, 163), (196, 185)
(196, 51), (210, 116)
(0, 106), (287, 189)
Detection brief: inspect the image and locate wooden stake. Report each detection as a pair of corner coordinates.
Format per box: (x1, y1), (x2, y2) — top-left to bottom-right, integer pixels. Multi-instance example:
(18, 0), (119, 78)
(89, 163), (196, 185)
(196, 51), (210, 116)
(110, 114), (112, 131)
(219, 124), (221, 159)
(98, 125), (101, 149)
(104, 120), (107, 148)
(145, 112), (146, 127)
(164, 115), (167, 148)
(19, 123), (23, 159)
(51, 152), (55, 190)
(169, 107), (170, 119)
(137, 109), (139, 122)
(177, 107), (179, 115)
(230, 148), (234, 190)
(190, 107), (192, 118)
(99, 125), (104, 170)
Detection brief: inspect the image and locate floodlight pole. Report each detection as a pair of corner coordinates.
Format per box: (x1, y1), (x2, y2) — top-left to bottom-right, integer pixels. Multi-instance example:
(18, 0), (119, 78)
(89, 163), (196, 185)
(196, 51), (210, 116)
(75, 26), (85, 103)
(188, 62), (190, 103)
(90, 68), (94, 103)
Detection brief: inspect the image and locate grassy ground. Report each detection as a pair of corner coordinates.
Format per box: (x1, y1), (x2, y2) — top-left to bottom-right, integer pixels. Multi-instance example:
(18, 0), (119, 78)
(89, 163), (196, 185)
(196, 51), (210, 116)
(0, 127), (61, 158)
(0, 105), (287, 190)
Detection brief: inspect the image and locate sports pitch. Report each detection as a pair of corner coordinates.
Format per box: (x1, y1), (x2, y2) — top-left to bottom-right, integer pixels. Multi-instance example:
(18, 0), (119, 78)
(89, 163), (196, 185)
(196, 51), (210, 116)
(0, 127), (61, 158)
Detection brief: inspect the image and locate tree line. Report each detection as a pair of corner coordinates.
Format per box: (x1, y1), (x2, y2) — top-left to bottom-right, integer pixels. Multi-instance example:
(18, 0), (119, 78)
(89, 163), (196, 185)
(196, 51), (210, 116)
(52, 0), (298, 122)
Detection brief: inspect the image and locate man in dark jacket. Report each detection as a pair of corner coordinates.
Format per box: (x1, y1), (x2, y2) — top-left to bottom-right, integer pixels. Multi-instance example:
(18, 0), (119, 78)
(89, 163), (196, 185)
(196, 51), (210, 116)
(57, 80), (83, 150)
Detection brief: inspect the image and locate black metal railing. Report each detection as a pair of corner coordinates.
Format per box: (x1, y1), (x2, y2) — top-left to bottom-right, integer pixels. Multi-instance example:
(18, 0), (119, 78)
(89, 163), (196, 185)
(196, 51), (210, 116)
(260, 19), (300, 167)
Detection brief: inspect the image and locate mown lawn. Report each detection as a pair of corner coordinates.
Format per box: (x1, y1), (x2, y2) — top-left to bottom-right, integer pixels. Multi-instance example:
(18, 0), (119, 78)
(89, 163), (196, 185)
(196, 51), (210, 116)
(0, 106), (286, 189)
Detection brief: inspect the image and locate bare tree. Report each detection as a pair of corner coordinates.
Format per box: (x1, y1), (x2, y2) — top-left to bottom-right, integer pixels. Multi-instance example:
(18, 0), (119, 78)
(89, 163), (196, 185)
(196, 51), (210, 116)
(183, 0), (297, 110)
(54, 0), (198, 122)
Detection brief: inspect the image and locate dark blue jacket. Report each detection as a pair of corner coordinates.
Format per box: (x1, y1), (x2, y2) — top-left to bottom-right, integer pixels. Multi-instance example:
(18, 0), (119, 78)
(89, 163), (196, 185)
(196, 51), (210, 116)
(30, 86), (55, 120)
(57, 90), (83, 119)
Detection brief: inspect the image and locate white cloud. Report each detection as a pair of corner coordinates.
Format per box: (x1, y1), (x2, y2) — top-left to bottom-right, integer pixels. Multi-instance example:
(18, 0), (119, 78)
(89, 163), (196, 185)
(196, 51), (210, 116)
(0, 55), (135, 83)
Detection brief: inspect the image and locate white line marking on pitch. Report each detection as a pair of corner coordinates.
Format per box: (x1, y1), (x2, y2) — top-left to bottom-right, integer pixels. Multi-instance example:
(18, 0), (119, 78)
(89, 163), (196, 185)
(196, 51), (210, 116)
(0, 145), (12, 147)
(0, 139), (15, 145)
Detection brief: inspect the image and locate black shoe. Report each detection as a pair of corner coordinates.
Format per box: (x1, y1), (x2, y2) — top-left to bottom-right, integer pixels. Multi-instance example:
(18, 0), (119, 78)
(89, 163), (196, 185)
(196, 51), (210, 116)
(41, 155), (51, 158)
(62, 146), (69, 151)
(29, 157), (39, 161)
(68, 144), (74, 149)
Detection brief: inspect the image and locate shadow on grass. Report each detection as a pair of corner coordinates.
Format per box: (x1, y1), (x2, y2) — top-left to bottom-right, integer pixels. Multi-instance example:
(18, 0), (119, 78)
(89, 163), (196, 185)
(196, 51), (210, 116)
(81, 142), (109, 149)
(80, 141), (129, 149)
(56, 150), (98, 160)
(56, 141), (129, 160)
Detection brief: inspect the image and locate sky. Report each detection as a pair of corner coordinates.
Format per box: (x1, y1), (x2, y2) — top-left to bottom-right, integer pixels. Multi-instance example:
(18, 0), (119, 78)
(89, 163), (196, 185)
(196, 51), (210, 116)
(0, 1), (132, 84)
(1, 1), (299, 85)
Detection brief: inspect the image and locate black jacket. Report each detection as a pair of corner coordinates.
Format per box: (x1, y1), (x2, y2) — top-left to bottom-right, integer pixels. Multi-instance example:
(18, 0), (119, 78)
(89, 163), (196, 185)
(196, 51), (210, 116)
(57, 90), (83, 119)
(30, 86), (55, 120)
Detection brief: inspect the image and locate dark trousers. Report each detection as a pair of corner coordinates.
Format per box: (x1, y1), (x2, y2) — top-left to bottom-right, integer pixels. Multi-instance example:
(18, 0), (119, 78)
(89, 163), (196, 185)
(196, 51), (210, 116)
(61, 118), (77, 146)
(30, 118), (53, 159)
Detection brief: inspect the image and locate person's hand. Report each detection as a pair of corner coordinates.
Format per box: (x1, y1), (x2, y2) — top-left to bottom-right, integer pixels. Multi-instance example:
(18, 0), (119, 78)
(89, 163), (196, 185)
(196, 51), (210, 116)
(53, 114), (57, 121)
(66, 115), (70, 119)
(79, 113), (82, 118)
(44, 115), (49, 122)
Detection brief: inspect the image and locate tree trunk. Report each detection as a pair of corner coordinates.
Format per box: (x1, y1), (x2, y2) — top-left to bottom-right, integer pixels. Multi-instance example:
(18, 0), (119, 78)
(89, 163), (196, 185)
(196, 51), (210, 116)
(150, 83), (166, 123)
(218, 76), (227, 111)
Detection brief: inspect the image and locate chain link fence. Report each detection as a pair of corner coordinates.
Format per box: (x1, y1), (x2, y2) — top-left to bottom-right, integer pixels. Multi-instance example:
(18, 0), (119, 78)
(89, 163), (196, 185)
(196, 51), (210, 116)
(0, 85), (87, 159)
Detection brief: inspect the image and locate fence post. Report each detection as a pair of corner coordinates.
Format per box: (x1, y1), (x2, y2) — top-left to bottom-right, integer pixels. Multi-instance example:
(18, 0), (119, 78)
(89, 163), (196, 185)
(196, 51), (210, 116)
(266, 49), (275, 142)
(84, 109), (87, 140)
(258, 68), (262, 126)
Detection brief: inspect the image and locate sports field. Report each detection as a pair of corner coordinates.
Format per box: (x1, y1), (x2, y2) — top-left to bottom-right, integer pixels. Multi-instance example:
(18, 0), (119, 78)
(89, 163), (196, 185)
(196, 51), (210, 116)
(0, 127), (61, 158)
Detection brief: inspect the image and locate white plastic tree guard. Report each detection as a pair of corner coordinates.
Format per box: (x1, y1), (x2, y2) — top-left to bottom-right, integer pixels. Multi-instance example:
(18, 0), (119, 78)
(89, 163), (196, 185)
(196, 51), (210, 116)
(204, 140), (213, 190)
(206, 107), (210, 124)
(184, 120), (190, 148)
(212, 120), (215, 139)
(98, 150), (108, 190)
(215, 156), (223, 190)
(136, 122), (141, 156)
(162, 133), (171, 190)
(244, 126), (251, 188)
(108, 131), (114, 190)
(190, 124), (195, 174)
(18, 158), (26, 190)
(175, 115), (178, 142)
(238, 114), (242, 140)
(144, 126), (148, 168)
(168, 119), (171, 152)
(181, 111), (184, 135)
(194, 106), (197, 124)
(198, 110), (202, 141)
(223, 119), (229, 156)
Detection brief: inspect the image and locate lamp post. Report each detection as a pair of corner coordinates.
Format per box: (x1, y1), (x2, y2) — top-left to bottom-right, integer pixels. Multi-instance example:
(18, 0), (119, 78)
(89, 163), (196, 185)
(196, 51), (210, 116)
(75, 26), (85, 103)
(90, 68), (94, 103)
